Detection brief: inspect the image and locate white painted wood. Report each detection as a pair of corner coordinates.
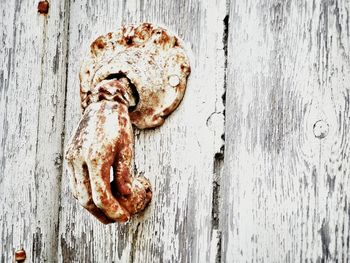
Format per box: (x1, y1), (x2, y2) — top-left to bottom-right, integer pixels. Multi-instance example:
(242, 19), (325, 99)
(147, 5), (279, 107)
(222, 0), (350, 262)
(3, 0), (349, 261)
(0, 0), (69, 262)
(58, 0), (226, 262)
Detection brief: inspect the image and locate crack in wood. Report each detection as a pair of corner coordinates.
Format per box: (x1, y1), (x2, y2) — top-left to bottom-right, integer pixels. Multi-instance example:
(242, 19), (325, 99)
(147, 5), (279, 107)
(210, 9), (229, 263)
(56, 0), (71, 261)
(212, 153), (223, 263)
(129, 222), (140, 263)
(319, 218), (331, 261)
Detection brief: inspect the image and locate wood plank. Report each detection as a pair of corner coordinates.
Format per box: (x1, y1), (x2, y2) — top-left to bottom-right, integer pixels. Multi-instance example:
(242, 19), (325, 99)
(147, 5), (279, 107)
(222, 0), (350, 261)
(58, 0), (226, 262)
(0, 0), (69, 262)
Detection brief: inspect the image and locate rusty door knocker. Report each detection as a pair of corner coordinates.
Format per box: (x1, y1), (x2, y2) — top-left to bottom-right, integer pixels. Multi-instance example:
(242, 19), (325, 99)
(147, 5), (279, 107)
(65, 23), (190, 223)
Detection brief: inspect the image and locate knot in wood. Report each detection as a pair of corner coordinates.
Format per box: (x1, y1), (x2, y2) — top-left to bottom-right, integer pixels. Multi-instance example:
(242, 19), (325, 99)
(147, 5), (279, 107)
(313, 120), (329, 139)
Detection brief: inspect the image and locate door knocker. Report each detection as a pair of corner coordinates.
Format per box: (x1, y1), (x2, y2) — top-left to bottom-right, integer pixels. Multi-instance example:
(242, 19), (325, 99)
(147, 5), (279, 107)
(65, 23), (190, 223)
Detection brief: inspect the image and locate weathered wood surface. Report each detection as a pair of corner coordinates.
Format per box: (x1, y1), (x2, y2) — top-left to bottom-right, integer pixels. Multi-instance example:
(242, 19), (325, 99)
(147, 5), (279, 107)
(0, 0), (69, 262)
(222, 0), (350, 262)
(2, 0), (350, 262)
(58, 0), (226, 262)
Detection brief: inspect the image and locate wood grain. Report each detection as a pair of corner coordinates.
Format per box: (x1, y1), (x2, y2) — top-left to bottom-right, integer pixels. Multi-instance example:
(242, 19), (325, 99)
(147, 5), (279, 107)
(3, 0), (349, 261)
(58, 0), (226, 262)
(0, 0), (69, 262)
(222, 0), (350, 261)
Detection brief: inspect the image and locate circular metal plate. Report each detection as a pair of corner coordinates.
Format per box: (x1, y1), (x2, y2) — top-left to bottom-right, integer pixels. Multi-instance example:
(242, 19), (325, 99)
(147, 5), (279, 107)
(80, 23), (191, 129)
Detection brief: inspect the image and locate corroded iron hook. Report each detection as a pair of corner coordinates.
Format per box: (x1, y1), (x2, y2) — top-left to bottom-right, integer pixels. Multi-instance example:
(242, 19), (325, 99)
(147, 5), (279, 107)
(65, 23), (190, 223)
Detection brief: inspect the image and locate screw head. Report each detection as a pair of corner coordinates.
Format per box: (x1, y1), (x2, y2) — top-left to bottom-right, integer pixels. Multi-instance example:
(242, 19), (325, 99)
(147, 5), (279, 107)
(168, 75), (180, 87)
(15, 249), (26, 262)
(313, 120), (329, 139)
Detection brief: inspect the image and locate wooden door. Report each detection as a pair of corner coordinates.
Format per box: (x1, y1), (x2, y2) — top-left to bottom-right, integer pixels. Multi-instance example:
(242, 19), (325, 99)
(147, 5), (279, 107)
(1, 0), (350, 262)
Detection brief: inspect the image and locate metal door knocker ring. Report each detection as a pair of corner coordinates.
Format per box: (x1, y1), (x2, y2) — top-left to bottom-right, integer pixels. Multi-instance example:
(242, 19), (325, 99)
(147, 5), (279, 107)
(65, 23), (190, 223)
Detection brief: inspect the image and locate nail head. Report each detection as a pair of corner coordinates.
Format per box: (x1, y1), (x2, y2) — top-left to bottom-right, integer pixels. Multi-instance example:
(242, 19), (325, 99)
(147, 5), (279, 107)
(15, 249), (26, 261)
(168, 75), (180, 87)
(37, 1), (49, 14)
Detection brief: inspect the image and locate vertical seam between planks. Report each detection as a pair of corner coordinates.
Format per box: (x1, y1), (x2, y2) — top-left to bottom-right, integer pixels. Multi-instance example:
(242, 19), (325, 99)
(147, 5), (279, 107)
(56, 0), (71, 261)
(129, 222), (141, 262)
(217, 0), (231, 262)
(213, 0), (230, 262)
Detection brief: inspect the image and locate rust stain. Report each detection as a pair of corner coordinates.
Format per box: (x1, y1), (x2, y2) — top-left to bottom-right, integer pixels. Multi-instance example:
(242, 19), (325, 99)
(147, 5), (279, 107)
(129, 110), (142, 123)
(37, 1), (49, 14)
(115, 167), (132, 196)
(157, 31), (171, 46)
(144, 108), (154, 115)
(107, 32), (113, 39)
(91, 37), (106, 50)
